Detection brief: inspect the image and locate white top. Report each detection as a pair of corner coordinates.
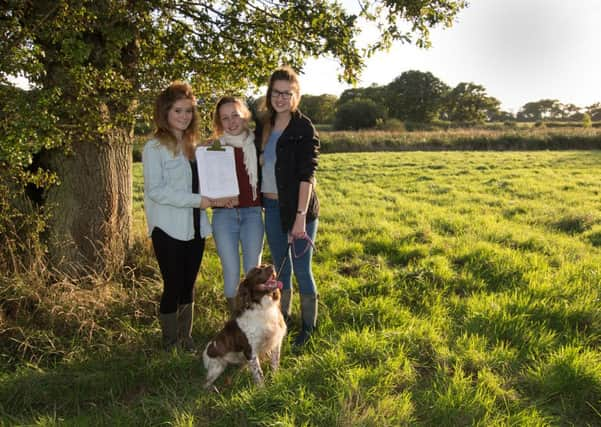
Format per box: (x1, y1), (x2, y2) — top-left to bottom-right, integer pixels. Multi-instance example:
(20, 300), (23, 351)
(143, 139), (211, 240)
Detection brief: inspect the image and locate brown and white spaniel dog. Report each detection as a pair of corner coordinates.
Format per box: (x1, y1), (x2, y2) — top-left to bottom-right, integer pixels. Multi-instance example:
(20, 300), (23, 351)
(202, 264), (287, 390)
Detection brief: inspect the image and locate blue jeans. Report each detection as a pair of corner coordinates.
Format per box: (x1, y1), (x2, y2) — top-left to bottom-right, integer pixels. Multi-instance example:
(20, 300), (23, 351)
(212, 207), (264, 298)
(263, 198), (318, 295)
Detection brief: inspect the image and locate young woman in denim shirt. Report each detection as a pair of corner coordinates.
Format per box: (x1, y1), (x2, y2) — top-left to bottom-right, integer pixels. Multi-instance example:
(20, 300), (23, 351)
(143, 81), (214, 351)
(209, 96), (264, 315)
(257, 66), (320, 347)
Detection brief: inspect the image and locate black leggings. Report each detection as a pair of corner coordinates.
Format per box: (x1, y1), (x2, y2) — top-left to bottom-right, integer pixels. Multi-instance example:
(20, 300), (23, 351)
(151, 227), (205, 314)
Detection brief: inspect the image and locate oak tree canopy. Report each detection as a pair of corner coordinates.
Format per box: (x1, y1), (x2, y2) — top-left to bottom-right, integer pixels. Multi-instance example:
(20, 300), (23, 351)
(0, 0), (466, 272)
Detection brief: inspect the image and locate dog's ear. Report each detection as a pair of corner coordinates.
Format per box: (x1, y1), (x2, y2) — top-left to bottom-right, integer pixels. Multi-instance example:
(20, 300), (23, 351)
(236, 278), (251, 310)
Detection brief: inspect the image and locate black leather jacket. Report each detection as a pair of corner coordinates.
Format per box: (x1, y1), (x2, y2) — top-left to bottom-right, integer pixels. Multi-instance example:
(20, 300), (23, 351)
(256, 110), (320, 232)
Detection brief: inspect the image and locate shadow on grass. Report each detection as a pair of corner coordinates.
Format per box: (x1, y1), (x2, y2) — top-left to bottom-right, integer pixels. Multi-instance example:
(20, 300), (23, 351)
(0, 340), (212, 422)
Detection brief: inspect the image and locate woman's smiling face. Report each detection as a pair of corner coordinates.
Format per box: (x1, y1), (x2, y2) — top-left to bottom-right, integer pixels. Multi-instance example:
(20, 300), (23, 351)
(167, 98), (195, 134)
(219, 102), (246, 136)
(270, 80), (297, 114)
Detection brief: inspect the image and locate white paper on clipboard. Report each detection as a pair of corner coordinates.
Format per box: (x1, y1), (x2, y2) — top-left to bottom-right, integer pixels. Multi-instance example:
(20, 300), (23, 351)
(195, 146), (240, 199)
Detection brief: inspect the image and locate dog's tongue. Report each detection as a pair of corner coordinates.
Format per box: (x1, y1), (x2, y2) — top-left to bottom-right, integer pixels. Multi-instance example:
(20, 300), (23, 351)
(266, 279), (283, 290)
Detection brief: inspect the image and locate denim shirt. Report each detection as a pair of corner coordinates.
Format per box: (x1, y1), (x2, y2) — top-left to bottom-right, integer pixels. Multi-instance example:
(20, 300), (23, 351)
(143, 139), (211, 240)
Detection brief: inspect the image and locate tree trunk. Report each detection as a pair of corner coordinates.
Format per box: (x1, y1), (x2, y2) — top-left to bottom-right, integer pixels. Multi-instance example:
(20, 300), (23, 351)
(45, 129), (132, 275)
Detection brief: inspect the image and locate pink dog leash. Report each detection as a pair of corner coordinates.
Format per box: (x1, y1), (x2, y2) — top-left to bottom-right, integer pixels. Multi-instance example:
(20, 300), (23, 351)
(275, 233), (316, 280)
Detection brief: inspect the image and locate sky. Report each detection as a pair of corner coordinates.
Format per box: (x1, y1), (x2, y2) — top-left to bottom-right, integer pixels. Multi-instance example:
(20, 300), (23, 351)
(300, 0), (601, 113)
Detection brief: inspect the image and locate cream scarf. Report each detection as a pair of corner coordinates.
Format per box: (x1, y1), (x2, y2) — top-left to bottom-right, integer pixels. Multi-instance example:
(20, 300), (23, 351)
(219, 131), (258, 200)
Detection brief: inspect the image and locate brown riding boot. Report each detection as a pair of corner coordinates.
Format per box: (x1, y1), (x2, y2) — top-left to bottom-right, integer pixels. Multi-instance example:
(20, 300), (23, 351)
(226, 297), (237, 317)
(159, 312), (178, 351)
(177, 303), (195, 352)
(280, 288), (292, 326)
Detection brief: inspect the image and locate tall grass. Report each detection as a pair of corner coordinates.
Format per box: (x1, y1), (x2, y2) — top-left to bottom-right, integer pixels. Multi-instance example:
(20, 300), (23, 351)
(2, 151), (601, 426)
(132, 126), (601, 161)
(320, 127), (601, 153)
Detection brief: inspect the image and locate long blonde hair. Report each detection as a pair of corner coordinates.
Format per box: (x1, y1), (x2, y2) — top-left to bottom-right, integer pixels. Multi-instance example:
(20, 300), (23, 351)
(260, 66), (301, 149)
(153, 81), (199, 160)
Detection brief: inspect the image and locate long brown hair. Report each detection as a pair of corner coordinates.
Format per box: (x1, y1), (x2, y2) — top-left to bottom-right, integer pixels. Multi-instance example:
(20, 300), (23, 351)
(153, 81), (199, 160)
(260, 66), (301, 149)
(211, 96), (252, 138)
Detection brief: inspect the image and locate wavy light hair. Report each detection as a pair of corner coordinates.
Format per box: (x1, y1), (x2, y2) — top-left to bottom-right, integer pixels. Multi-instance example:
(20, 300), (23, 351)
(153, 81), (199, 160)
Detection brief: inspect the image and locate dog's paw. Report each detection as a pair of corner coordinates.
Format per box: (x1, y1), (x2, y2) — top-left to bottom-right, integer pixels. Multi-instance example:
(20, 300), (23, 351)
(204, 384), (220, 393)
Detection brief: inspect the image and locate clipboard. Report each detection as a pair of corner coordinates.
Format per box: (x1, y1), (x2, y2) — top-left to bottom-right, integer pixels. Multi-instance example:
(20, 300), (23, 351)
(195, 143), (240, 199)
(207, 139), (225, 151)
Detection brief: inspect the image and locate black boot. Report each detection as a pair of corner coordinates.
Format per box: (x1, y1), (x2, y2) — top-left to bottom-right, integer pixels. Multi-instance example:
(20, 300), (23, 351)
(293, 294), (317, 347)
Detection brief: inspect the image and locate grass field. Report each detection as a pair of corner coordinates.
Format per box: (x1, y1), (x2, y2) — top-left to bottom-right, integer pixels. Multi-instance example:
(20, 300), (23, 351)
(2, 151), (601, 426)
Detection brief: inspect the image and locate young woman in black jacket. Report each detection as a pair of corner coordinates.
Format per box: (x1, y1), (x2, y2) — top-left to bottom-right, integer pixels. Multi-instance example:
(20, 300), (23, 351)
(257, 66), (320, 347)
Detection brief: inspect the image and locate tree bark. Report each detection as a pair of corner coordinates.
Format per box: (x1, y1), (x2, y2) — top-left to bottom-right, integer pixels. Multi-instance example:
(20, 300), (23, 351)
(45, 129), (132, 274)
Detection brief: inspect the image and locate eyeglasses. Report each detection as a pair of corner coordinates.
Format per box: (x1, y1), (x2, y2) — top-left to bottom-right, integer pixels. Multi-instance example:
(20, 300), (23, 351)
(271, 89), (293, 100)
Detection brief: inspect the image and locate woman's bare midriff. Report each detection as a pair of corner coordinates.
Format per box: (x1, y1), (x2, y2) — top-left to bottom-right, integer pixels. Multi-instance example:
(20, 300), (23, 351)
(262, 192), (278, 200)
